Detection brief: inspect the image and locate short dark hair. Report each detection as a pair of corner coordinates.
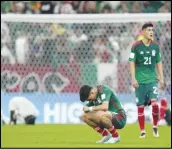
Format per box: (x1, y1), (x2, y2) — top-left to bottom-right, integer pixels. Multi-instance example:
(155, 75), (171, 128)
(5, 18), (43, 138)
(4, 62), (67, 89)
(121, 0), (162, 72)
(142, 23), (153, 30)
(79, 85), (92, 102)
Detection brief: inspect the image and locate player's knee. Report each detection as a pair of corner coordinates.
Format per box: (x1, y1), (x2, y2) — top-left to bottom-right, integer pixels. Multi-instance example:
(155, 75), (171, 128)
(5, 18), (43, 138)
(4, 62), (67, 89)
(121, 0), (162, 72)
(100, 115), (107, 123)
(160, 98), (168, 108)
(151, 101), (159, 109)
(99, 114), (111, 126)
(151, 99), (158, 106)
(80, 113), (88, 122)
(151, 100), (159, 113)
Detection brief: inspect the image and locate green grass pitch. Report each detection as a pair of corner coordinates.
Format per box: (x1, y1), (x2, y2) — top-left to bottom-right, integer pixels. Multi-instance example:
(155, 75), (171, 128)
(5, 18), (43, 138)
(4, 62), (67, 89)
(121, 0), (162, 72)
(1, 124), (171, 148)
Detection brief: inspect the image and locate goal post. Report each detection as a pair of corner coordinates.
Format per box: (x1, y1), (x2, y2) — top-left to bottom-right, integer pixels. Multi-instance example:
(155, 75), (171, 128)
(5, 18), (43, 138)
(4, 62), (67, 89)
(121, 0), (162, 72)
(1, 13), (171, 23)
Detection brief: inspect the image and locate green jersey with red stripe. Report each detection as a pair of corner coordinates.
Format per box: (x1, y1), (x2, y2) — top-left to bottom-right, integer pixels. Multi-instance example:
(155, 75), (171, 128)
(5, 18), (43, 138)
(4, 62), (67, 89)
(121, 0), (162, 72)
(129, 40), (162, 84)
(86, 85), (125, 114)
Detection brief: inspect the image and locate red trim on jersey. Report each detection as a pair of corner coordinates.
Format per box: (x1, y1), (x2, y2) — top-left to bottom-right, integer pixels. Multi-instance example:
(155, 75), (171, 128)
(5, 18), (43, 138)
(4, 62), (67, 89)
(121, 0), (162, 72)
(115, 114), (124, 120)
(97, 85), (103, 93)
(131, 40), (142, 50)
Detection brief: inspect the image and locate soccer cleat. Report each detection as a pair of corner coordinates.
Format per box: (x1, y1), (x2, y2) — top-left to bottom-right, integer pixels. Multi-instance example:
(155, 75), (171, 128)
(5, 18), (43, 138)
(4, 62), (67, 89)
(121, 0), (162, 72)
(104, 136), (120, 144)
(139, 131), (146, 138)
(96, 134), (112, 143)
(153, 127), (159, 137)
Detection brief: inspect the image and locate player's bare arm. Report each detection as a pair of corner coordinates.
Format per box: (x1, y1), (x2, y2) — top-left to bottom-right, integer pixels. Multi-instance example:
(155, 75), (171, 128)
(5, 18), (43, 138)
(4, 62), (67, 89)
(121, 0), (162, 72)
(156, 61), (164, 89)
(129, 61), (138, 88)
(83, 103), (114, 129)
(83, 101), (109, 112)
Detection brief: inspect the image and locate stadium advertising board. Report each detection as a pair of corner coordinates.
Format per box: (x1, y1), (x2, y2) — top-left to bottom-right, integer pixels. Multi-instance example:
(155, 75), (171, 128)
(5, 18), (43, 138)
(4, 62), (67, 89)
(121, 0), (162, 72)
(2, 93), (170, 124)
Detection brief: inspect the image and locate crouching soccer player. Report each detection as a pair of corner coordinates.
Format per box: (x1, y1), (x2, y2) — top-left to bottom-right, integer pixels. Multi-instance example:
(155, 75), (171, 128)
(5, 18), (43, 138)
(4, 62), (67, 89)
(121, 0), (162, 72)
(79, 85), (126, 144)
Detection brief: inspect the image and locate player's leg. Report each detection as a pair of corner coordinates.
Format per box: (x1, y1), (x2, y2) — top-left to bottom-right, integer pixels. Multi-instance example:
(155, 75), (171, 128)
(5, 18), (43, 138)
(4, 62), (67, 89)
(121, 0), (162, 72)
(159, 97), (168, 125)
(80, 112), (109, 139)
(150, 99), (159, 137)
(135, 84), (147, 138)
(164, 108), (171, 126)
(137, 105), (146, 138)
(149, 82), (159, 137)
(98, 111), (126, 143)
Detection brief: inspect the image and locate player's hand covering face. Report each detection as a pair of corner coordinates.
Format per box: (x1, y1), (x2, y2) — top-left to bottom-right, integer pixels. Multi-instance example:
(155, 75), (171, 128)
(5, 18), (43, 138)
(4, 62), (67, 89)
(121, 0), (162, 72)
(143, 27), (154, 40)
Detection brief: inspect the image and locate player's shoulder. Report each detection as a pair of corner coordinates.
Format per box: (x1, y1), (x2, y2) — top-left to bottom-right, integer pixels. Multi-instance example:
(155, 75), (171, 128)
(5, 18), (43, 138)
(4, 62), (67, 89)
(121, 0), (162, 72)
(97, 85), (111, 93)
(97, 85), (104, 93)
(131, 40), (143, 49)
(151, 40), (160, 47)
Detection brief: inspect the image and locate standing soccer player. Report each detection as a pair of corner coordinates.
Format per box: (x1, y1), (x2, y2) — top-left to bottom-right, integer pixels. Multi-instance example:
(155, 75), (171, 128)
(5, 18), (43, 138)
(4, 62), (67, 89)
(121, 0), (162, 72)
(129, 23), (164, 138)
(79, 85), (126, 144)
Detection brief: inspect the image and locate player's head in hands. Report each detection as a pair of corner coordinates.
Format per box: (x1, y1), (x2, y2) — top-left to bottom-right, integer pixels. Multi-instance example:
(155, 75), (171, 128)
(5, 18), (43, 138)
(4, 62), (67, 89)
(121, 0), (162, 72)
(79, 85), (98, 102)
(142, 23), (154, 40)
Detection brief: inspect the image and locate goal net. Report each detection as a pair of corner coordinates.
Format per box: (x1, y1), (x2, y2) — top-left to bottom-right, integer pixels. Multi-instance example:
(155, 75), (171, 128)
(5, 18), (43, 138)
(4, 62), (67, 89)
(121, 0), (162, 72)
(1, 13), (171, 124)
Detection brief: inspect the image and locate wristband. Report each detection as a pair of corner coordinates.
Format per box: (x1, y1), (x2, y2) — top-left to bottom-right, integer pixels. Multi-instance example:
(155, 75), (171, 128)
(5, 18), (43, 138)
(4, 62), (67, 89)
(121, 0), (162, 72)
(89, 107), (93, 112)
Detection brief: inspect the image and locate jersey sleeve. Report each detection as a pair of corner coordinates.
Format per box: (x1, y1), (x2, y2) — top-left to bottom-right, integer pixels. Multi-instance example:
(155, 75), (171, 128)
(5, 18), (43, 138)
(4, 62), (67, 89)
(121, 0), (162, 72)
(100, 89), (111, 102)
(129, 44), (136, 62)
(156, 45), (162, 63)
(85, 101), (94, 107)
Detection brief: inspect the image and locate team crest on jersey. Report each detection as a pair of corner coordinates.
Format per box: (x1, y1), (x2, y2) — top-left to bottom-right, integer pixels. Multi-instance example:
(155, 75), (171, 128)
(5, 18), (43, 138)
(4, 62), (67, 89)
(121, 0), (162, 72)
(140, 51), (144, 54)
(152, 50), (156, 56)
(101, 94), (106, 100)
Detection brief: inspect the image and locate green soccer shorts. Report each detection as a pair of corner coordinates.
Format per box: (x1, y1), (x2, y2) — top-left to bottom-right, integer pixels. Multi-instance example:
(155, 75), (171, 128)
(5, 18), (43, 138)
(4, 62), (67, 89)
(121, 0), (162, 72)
(111, 112), (126, 129)
(135, 82), (158, 106)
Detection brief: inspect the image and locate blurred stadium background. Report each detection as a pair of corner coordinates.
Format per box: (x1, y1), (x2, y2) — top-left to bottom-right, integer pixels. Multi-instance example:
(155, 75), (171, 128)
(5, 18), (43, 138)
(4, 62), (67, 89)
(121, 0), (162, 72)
(1, 1), (171, 147)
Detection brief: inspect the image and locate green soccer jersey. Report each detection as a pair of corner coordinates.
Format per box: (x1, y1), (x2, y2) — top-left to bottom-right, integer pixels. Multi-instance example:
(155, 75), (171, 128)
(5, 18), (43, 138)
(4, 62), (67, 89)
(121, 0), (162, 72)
(85, 85), (125, 114)
(129, 40), (162, 84)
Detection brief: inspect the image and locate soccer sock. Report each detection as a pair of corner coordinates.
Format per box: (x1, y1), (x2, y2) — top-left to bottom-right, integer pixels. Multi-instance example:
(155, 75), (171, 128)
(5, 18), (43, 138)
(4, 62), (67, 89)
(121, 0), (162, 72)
(160, 106), (166, 119)
(138, 106), (145, 131)
(94, 126), (109, 136)
(160, 98), (168, 119)
(152, 102), (159, 127)
(108, 126), (119, 138)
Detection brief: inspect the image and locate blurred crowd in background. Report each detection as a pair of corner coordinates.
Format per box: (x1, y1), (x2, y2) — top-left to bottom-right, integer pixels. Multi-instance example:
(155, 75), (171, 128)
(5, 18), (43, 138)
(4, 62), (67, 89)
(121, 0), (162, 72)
(1, 1), (171, 93)
(1, 21), (171, 64)
(1, 1), (171, 14)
